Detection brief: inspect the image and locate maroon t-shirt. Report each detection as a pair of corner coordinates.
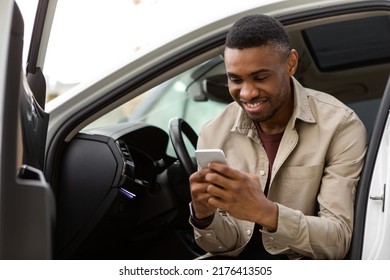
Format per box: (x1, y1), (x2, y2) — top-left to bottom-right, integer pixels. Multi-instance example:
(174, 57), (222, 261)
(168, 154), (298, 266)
(237, 125), (285, 259)
(256, 126), (284, 196)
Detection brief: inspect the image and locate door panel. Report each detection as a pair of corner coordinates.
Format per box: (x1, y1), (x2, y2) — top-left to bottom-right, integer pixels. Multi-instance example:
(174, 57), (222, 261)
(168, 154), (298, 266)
(0, 1), (54, 260)
(362, 114), (390, 259)
(350, 76), (390, 259)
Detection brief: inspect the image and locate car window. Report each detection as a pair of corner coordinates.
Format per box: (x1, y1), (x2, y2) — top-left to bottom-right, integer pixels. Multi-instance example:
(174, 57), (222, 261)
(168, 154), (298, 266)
(14, 0), (38, 65)
(84, 60), (227, 156)
(303, 16), (390, 71)
(38, 0), (272, 103)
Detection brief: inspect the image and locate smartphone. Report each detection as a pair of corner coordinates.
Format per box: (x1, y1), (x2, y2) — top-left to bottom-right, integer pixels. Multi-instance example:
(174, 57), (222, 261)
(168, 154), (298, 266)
(195, 149), (227, 168)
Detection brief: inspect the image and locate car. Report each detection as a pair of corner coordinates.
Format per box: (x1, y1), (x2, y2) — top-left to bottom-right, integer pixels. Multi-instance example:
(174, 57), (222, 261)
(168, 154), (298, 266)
(1, 0), (390, 260)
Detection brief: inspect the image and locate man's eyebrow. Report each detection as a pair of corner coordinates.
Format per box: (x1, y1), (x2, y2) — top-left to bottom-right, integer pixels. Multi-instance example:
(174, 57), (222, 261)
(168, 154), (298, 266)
(250, 69), (271, 76)
(226, 72), (238, 77)
(226, 68), (271, 77)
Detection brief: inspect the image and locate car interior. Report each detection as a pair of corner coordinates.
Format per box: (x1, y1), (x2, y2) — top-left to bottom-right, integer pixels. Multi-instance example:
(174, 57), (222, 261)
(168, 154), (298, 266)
(14, 1), (390, 260)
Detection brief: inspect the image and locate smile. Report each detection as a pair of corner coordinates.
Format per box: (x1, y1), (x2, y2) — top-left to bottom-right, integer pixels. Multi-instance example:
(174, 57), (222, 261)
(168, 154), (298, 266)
(246, 101), (265, 108)
(242, 99), (267, 111)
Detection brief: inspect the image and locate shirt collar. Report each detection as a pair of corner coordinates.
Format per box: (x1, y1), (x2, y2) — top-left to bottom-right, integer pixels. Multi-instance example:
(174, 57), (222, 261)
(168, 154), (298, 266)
(292, 77), (316, 125)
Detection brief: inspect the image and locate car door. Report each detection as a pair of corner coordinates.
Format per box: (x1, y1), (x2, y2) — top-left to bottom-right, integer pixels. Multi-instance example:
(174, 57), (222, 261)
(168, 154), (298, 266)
(350, 76), (390, 260)
(0, 0), (55, 259)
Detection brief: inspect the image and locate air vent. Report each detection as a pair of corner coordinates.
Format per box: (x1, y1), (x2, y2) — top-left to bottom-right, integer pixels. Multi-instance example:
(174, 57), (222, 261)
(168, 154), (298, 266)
(115, 139), (135, 179)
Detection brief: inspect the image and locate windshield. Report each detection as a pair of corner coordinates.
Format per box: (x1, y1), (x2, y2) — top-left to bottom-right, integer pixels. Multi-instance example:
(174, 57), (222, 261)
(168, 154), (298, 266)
(17, 0), (282, 103)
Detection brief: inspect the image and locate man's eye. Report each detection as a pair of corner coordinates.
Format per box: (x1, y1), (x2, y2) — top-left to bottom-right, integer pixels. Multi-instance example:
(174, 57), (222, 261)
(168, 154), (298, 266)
(228, 77), (242, 84)
(255, 76), (268, 81)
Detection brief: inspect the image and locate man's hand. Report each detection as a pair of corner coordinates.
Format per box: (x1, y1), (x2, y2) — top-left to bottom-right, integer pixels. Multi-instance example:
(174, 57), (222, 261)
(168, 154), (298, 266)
(189, 168), (218, 220)
(194, 162), (279, 232)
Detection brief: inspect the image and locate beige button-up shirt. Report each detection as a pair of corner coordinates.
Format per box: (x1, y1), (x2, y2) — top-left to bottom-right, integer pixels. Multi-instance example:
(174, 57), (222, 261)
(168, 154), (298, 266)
(191, 77), (367, 259)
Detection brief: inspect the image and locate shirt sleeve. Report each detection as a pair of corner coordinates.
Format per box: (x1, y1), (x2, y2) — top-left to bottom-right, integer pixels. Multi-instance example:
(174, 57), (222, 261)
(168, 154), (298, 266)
(190, 209), (254, 256)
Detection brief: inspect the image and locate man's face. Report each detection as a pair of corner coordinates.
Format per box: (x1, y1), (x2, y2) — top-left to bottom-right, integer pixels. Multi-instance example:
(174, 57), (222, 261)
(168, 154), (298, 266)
(224, 45), (296, 126)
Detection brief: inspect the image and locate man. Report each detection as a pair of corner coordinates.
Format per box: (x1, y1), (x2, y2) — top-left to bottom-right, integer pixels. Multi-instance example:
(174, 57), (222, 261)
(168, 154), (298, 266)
(189, 14), (367, 259)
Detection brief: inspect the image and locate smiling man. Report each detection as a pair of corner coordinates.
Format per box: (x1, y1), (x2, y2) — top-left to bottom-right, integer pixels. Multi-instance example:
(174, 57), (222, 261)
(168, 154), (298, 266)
(189, 14), (367, 259)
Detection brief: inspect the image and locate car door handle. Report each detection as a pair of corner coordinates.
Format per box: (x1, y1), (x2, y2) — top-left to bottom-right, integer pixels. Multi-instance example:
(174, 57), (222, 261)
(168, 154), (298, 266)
(369, 195), (383, 200)
(369, 184), (386, 212)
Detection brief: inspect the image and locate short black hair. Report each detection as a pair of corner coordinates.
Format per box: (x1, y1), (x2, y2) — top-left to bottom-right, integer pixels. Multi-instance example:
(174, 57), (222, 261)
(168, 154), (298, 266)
(225, 14), (291, 55)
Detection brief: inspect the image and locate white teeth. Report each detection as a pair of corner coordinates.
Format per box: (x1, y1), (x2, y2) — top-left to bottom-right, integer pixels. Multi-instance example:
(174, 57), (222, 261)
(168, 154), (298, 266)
(247, 102), (263, 108)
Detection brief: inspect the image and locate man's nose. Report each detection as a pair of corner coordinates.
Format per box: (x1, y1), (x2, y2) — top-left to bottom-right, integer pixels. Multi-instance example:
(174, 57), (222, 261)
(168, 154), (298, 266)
(240, 82), (258, 99)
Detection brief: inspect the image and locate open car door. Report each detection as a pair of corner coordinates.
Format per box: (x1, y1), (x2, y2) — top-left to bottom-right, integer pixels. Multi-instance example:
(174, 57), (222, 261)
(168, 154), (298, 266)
(349, 75), (390, 260)
(0, 0), (55, 259)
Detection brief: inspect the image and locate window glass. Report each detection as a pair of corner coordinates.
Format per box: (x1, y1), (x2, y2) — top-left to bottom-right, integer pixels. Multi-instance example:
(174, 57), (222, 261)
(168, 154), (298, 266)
(84, 60), (227, 156)
(15, 0), (38, 66)
(42, 0), (271, 102)
(303, 16), (390, 71)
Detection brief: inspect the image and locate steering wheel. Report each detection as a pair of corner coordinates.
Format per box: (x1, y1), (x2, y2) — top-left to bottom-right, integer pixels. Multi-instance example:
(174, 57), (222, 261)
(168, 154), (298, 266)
(169, 117), (198, 177)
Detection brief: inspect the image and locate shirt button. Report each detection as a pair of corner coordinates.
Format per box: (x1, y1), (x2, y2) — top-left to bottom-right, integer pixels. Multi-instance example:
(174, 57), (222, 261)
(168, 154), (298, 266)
(218, 246), (223, 249)
(206, 233), (212, 237)
(246, 230), (251, 235)
(259, 170), (266, 176)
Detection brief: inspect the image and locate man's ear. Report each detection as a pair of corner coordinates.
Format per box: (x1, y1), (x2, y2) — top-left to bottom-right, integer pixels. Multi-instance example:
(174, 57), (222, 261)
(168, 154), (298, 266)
(287, 49), (298, 76)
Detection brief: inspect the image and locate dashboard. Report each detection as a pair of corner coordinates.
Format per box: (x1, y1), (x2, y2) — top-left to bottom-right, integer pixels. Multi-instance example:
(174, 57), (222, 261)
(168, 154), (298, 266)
(54, 122), (184, 258)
